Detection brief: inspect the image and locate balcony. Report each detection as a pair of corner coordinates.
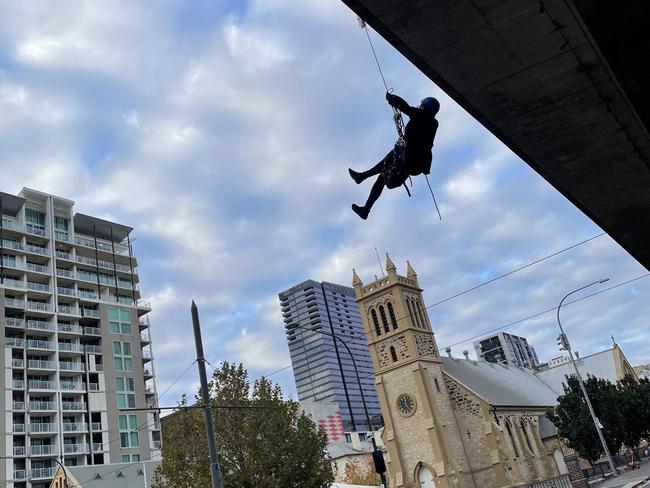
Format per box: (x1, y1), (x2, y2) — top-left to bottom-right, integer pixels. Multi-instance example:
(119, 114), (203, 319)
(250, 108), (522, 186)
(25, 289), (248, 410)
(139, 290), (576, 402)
(56, 250), (72, 260)
(27, 282), (51, 293)
(12, 358), (25, 368)
(57, 286), (76, 297)
(152, 440), (162, 449)
(75, 234), (129, 255)
(29, 422), (56, 433)
(28, 379), (57, 390)
(7, 337), (26, 348)
(85, 345), (102, 354)
(25, 223), (47, 237)
(78, 290), (99, 300)
(5, 298), (26, 309)
(58, 323), (83, 334)
(27, 359), (56, 370)
(92, 442), (104, 452)
(144, 368), (153, 377)
(59, 361), (85, 371)
(55, 229), (70, 242)
(29, 401), (56, 411)
(31, 444), (56, 456)
(62, 422), (88, 432)
(30, 467), (56, 479)
(26, 300), (52, 312)
(63, 443), (88, 454)
(12, 379), (25, 389)
(58, 342), (84, 353)
(140, 332), (151, 343)
(13, 446), (26, 456)
(58, 304), (79, 315)
(91, 422), (102, 431)
(24, 244), (49, 256)
(26, 262), (48, 273)
(81, 308), (100, 319)
(56, 268), (75, 279)
(62, 401), (86, 411)
(13, 470), (26, 480)
(27, 319), (56, 332)
(61, 382), (85, 391)
(12, 423), (25, 433)
(5, 317), (26, 329)
(3, 278), (25, 289)
(84, 326), (101, 336)
(26, 339), (55, 350)
(12, 401), (25, 410)
(88, 382), (100, 391)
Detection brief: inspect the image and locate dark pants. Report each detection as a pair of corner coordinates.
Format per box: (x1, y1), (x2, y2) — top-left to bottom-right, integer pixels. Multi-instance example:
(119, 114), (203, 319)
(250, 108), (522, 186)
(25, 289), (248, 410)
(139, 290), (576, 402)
(358, 150), (417, 211)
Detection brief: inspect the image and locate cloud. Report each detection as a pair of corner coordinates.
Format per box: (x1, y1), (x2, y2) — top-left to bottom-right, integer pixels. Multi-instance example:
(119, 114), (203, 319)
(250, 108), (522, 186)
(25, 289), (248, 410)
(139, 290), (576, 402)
(0, 0), (648, 407)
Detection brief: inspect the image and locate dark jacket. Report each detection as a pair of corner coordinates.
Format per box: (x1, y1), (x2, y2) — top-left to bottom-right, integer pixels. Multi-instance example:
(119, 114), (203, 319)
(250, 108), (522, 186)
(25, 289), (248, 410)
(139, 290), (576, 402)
(388, 95), (438, 175)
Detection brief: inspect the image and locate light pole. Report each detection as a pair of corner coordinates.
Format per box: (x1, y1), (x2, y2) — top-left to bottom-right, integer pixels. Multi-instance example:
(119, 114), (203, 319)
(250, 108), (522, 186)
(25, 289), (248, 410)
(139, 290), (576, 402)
(556, 278), (618, 477)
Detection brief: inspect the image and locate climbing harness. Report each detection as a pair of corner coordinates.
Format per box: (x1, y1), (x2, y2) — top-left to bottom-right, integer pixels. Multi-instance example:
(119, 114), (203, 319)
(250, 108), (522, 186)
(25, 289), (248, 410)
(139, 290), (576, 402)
(357, 17), (442, 220)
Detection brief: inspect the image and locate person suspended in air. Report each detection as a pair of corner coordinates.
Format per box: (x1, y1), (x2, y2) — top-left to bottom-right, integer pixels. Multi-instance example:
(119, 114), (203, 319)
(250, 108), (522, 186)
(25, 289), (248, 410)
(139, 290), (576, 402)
(349, 93), (440, 220)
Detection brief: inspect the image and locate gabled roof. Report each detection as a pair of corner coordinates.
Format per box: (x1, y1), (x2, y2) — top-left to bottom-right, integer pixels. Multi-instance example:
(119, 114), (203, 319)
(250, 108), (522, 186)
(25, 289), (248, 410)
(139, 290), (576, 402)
(442, 357), (558, 408)
(51, 460), (161, 488)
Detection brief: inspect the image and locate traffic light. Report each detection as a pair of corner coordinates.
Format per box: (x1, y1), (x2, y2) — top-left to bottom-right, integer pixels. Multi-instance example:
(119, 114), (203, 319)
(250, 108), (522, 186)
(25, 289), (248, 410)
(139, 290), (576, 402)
(372, 448), (386, 475)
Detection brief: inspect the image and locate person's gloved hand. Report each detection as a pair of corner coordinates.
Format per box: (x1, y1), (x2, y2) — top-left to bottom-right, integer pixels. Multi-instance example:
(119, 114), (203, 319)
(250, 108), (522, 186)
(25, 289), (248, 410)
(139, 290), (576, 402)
(386, 92), (397, 106)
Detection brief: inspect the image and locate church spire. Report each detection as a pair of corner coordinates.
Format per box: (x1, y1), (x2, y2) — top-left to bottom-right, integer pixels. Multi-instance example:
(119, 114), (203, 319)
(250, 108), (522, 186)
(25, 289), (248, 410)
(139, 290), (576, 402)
(352, 268), (363, 287)
(385, 253), (397, 276)
(406, 260), (417, 279)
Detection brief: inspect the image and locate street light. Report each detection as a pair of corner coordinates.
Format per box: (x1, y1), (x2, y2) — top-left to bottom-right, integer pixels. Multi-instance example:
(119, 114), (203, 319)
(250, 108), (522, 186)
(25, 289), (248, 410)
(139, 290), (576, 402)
(556, 278), (618, 477)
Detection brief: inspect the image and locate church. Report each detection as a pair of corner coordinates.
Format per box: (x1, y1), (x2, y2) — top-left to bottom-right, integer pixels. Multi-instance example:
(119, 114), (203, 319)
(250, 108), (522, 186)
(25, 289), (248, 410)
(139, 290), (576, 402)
(352, 256), (568, 488)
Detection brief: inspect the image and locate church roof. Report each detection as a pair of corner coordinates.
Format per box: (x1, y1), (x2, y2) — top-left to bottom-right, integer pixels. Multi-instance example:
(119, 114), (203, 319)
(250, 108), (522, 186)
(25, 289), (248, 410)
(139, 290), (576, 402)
(442, 357), (559, 408)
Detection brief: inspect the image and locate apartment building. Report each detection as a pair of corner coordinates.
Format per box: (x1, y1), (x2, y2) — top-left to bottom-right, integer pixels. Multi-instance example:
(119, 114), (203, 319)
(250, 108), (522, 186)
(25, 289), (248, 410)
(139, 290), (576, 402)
(0, 188), (160, 488)
(473, 332), (540, 369)
(279, 280), (382, 433)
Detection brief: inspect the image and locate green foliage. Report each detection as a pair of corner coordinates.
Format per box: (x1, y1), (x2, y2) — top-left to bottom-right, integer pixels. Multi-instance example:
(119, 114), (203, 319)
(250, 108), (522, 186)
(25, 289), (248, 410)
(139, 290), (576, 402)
(152, 362), (334, 488)
(547, 374), (650, 463)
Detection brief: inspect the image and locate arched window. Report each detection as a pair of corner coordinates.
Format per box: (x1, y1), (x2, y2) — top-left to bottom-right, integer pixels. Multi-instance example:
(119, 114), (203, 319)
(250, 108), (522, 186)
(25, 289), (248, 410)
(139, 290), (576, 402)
(371, 309), (381, 336)
(387, 302), (398, 330)
(390, 346), (398, 363)
(379, 305), (390, 334)
(506, 420), (520, 458)
(418, 465), (436, 488)
(521, 419), (535, 454)
(407, 299), (420, 328)
(416, 300), (428, 330)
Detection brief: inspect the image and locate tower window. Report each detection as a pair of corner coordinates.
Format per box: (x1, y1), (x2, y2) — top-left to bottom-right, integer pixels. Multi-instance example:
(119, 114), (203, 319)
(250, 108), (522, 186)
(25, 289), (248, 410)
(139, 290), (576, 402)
(379, 305), (390, 334)
(390, 346), (398, 363)
(371, 309), (381, 337)
(416, 300), (427, 329)
(387, 302), (398, 330)
(407, 299), (420, 328)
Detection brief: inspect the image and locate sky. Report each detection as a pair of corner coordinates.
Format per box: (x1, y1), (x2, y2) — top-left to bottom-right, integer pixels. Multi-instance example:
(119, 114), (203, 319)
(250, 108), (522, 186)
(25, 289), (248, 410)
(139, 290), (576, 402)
(1, 0), (648, 407)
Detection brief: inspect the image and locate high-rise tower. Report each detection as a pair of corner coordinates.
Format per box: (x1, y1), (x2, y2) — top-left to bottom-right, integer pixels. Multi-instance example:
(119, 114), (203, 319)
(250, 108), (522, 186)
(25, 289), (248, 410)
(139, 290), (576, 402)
(279, 279), (382, 433)
(1, 188), (160, 488)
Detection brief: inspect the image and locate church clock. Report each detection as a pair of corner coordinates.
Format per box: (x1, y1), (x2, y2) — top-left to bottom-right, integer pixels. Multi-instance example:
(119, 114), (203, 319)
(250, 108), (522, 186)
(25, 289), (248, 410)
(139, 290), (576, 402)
(397, 393), (416, 417)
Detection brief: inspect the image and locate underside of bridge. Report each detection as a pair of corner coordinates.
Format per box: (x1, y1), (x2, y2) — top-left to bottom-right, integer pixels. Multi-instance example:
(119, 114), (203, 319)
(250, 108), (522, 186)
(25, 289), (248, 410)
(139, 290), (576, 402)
(342, 0), (650, 270)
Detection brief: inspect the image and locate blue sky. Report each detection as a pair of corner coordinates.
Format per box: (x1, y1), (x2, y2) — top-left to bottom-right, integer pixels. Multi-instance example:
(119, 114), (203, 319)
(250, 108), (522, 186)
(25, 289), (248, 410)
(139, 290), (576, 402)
(1, 0), (648, 406)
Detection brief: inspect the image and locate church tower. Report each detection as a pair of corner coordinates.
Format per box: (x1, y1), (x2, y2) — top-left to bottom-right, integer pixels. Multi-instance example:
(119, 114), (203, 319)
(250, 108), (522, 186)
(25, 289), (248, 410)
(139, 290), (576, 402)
(353, 257), (474, 488)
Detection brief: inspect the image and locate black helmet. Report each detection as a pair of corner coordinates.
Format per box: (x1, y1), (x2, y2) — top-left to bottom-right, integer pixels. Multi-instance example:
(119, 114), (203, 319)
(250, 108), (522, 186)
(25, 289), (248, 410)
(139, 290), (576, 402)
(420, 97), (440, 115)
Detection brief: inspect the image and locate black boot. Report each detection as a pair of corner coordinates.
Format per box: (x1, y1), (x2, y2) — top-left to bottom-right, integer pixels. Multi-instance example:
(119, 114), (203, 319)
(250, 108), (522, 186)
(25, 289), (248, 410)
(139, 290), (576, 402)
(348, 168), (364, 185)
(352, 204), (369, 220)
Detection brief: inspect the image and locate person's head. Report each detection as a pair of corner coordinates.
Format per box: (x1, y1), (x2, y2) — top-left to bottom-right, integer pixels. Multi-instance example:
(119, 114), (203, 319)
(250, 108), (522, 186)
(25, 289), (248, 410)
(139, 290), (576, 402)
(419, 97), (440, 115)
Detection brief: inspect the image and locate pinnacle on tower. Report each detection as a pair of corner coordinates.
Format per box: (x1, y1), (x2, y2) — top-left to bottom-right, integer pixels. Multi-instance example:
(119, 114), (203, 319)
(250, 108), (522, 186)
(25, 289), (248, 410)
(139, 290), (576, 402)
(406, 260), (417, 279)
(352, 268), (363, 287)
(385, 253), (397, 274)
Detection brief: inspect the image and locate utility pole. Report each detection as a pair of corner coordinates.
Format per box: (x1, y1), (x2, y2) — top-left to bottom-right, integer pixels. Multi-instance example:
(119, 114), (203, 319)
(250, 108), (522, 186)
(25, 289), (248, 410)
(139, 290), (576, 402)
(191, 300), (223, 488)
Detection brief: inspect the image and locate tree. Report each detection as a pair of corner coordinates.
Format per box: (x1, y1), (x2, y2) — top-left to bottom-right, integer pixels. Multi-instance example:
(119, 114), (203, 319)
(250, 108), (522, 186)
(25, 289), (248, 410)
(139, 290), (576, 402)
(153, 362), (334, 488)
(342, 456), (380, 485)
(547, 375), (624, 463)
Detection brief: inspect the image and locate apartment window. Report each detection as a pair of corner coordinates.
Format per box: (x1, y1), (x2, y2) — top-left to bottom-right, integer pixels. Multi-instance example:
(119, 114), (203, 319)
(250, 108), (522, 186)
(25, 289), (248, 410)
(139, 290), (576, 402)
(55, 217), (68, 231)
(122, 454), (140, 463)
(116, 377), (136, 409)
(119, 415), (139, 448)
(25, 209), (45, 226)
(113, 341), (133, 372)
(108, 308), (132, 335)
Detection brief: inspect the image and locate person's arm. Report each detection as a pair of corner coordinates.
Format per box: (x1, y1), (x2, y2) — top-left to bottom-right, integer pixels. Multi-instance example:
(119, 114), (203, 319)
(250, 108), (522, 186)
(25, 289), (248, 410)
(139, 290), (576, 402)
(386, 93), (419, 118)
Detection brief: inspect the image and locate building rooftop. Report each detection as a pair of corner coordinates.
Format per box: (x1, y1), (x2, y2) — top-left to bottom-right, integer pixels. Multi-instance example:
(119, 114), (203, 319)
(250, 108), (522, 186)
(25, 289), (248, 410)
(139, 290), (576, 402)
(442, 357), (559, 408)
(52, 461), (161, 488)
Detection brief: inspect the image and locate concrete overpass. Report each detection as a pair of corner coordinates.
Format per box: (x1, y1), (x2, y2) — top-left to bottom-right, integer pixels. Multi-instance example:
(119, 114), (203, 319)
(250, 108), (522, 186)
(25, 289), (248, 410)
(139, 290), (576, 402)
(342, 0), (650, 271)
